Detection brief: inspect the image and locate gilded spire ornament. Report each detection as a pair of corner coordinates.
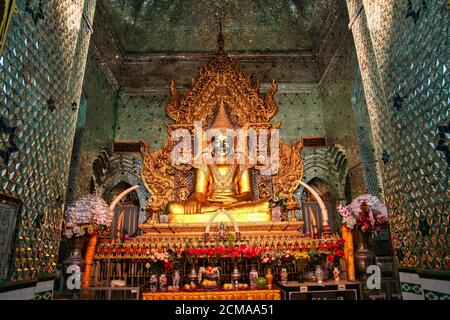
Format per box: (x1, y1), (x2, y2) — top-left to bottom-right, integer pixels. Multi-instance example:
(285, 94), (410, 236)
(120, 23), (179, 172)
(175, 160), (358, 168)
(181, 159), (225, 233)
(165, 20), (278, 127)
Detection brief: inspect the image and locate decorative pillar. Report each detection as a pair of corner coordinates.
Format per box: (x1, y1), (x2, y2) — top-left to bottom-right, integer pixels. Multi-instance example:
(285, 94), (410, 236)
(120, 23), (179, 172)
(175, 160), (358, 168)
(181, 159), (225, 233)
(346, 0), (449, 292)
(345, 0), (389, 179)
(351, 68), (384, 197)
(0, 0), (97, 288)
(347, 230), (355, 281)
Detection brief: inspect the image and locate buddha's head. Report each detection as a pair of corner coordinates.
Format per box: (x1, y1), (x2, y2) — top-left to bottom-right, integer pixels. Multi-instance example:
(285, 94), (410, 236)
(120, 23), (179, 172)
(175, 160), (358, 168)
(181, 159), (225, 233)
(206, 100), (238, 164)
(212, 134), (234, 162)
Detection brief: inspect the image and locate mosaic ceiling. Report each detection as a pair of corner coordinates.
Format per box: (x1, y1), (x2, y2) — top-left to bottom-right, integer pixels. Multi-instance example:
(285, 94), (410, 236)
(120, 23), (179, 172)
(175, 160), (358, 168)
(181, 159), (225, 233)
(102, 0), (331, 52)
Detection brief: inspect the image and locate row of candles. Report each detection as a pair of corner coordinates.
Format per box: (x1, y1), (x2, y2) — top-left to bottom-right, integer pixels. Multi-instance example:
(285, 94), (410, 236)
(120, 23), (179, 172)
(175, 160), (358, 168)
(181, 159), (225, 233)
(93, 235), (342, 259)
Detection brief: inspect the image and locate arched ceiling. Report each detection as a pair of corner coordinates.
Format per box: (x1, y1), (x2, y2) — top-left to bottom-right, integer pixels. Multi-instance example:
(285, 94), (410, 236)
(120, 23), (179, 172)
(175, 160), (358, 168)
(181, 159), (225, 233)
(102, 0), (331, 53)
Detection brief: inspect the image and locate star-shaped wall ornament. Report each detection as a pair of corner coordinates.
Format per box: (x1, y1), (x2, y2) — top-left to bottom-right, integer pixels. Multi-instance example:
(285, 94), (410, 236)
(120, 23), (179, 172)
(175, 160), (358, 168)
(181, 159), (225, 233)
(0, 116), (19, 166)
(382, 149), (390, 165)
(418, 218), (430, 237)
(436, 121), (450, 165)
(393, 94), (403, 111)
(396, 246), (405, 262)
(406, 0), (428, 24)
(47, 96), (56, 112)
(25, 0), (45, 25)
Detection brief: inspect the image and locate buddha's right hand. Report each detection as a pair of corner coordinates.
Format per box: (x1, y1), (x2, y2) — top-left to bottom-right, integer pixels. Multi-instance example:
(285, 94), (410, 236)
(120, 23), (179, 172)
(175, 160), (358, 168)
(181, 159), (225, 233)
(184, 192), (207, 214)
(184, 199), (201, 214)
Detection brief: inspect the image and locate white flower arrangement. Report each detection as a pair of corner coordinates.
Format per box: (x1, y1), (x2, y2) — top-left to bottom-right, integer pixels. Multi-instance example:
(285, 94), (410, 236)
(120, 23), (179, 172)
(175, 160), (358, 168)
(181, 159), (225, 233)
(149, 251), (170, 264)
(337, 194), (388, 232)
(337, 204), (357, 230)
(63, 194), (114, 239)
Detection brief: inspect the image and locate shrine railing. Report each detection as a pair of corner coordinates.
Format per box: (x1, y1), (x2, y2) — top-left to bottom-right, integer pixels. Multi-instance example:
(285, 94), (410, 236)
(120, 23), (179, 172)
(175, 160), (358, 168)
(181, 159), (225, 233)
(87, 235), (346, 290)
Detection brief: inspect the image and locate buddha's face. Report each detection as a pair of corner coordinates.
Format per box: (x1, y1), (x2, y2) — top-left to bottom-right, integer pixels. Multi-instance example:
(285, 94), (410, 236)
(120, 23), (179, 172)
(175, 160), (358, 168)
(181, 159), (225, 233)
(212, 135), (233, 158)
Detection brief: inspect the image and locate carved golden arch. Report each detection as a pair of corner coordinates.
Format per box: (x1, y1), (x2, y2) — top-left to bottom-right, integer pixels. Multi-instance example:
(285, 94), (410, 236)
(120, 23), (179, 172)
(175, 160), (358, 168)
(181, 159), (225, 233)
(204, 208), (241, 241)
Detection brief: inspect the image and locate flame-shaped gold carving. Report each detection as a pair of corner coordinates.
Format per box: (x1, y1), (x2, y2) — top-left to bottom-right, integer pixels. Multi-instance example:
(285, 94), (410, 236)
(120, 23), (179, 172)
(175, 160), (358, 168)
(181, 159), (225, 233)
(273, 139), (304, 208)
(165, 52), (278, 126)
(140, 140), (176, 209)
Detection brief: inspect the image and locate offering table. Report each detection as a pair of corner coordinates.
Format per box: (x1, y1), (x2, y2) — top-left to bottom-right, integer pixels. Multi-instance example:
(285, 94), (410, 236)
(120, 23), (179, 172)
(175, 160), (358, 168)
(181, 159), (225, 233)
(142, 288), (282, 300)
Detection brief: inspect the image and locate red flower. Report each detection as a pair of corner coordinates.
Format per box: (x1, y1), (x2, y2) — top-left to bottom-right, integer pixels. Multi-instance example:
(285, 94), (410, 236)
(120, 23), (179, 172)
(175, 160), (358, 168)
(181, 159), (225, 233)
(335, 249), (344, 256)
(327, 254), (335, 264)
(164, 261), (173, 272)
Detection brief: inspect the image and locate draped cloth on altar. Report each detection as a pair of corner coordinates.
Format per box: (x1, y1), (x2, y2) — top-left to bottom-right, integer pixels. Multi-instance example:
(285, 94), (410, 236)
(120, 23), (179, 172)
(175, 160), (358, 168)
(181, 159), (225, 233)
(142, 289), (282, 300)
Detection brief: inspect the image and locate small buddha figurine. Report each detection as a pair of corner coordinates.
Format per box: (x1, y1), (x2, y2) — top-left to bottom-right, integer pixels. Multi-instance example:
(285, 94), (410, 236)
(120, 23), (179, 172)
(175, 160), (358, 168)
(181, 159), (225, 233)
(217, 221), (227, 239)
(167, 102), (271, 223)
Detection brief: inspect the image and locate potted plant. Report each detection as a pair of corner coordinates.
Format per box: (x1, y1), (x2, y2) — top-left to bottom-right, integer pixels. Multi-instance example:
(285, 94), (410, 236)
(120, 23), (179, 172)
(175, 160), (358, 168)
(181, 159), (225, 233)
(63, 194), (114, 297)
(337, 194), (388, 279)
(293, 251), (310, 283)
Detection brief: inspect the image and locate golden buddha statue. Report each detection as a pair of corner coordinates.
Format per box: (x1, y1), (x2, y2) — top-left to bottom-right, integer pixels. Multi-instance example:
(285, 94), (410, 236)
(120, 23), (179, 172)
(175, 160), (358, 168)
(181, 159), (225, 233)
(167, 103), (271, 224)
(141, 39), (304, 229)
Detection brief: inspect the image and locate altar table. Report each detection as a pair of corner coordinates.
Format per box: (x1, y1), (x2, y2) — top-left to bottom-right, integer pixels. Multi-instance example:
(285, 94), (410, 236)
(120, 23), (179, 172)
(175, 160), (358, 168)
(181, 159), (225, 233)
(142, 289), (282, 300)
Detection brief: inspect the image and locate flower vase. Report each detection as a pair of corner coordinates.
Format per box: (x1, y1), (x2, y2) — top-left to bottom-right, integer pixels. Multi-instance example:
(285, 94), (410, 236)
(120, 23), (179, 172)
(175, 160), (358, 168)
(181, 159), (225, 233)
(187, 267), (198, 290)
(333, 267), (340, 281)
(354, 230), (375, 280)
(149, 274), (158, 292)
(159, 274), (168, 291)
(231, 264), (241, 290)
(173, 270), (181, 291)
(315, 265), (324, 285)
(298, 271), (305, 283)
(63, 237), (86, 299)
(249, 265), (258, 289)
(265, 268), (274, 289)
(280, 268), (288, 285)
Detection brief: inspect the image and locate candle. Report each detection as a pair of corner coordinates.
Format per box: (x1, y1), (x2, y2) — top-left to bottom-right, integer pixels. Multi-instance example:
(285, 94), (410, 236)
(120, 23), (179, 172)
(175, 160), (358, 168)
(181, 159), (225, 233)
(342, 225), (349, 278)
(347, 230), (355, 281)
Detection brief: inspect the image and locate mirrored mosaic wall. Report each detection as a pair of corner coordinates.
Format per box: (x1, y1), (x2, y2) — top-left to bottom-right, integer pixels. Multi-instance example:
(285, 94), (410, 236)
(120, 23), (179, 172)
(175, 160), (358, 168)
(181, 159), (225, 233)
(114, 94), (170, 150)
(0, 0), (96, 280)
(114, 91), (326, 150)
(66, 52), (118, 204)
(101, 0), (331, 53)
(317, 1), (366, 200)
(351, 68), (384, 198)
(346, 0), (449, 272)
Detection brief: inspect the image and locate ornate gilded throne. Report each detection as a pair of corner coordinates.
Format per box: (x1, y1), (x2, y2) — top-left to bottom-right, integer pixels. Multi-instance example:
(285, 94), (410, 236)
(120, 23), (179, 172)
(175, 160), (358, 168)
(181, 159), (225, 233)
(139, 43), (305, 239)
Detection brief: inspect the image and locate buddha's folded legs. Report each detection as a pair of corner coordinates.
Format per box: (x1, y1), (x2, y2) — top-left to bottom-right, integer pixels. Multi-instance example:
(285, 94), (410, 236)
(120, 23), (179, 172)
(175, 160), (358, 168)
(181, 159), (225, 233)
(166, 201), (222, 215)
(167, 199), (271, 223)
